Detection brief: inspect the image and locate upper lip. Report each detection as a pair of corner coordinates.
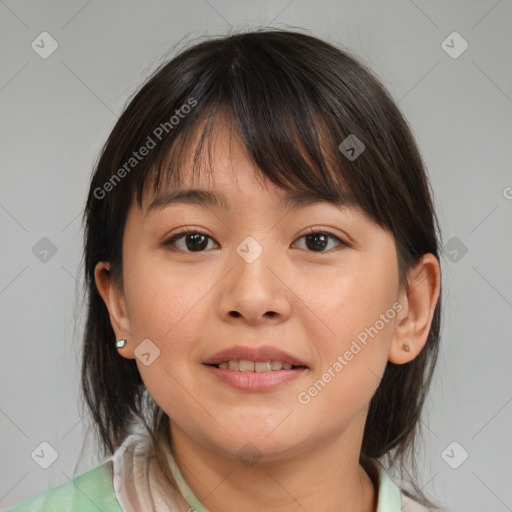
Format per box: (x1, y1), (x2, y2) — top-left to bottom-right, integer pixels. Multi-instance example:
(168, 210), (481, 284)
(203, 345), (308, 367)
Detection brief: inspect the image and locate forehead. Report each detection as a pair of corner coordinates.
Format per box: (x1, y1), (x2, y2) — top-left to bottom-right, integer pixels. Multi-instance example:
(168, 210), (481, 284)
(138, 110), (357, 217)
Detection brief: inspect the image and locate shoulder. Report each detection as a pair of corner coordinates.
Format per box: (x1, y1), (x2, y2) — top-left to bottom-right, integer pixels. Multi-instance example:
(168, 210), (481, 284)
(6, 460), (122, 512)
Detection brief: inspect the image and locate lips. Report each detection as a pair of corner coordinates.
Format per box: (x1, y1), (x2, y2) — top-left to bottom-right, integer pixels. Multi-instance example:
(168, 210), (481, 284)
(203, 344), (308, 368)
(203, 344), (308, 392)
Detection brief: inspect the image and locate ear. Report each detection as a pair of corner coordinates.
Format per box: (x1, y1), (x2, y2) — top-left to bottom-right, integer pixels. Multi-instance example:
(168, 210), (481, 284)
(94, 261), (135, 359)
(389, 253), (441, 364)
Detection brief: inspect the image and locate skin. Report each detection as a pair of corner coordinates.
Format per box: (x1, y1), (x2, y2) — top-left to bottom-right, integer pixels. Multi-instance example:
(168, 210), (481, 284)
(95, 118), (440, 512)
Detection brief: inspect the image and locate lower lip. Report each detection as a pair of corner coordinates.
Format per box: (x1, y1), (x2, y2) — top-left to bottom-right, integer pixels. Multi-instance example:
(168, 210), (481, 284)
(204, 365), (307, 392)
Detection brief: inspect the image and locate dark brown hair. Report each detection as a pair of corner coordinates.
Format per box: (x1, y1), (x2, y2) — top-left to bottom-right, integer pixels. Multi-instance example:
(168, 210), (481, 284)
(80, 28), (442, 506)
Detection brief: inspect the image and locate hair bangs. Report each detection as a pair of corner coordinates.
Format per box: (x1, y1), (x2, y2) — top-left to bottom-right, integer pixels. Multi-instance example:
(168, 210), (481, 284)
(130, 77), (358, 215)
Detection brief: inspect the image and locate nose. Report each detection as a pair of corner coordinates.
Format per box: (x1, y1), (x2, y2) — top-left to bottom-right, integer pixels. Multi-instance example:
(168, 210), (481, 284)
(216, 237), (293, 326)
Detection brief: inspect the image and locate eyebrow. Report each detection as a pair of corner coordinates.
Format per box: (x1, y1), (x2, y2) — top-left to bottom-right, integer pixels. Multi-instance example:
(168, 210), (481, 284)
(146, 188), (350, 215)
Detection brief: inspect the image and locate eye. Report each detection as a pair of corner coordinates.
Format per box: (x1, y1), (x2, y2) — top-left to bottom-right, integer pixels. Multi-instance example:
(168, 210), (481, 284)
(163, 228), (347, 253)
(163, 230), (219, 252)
(293, 229), (347, 253)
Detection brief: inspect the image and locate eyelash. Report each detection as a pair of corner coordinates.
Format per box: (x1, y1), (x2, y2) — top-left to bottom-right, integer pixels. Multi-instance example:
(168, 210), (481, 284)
(162, 227), (348, 253)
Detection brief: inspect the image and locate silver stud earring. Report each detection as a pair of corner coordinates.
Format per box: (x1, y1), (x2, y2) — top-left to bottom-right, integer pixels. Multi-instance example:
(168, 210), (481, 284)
(403, 343), (410, 352)
(116, 339), (127, 349)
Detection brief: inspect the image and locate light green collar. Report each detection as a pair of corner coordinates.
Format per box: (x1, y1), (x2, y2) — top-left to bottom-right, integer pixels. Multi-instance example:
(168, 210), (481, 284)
(165, 450), (209, 512)
(372, 459), (403, 511)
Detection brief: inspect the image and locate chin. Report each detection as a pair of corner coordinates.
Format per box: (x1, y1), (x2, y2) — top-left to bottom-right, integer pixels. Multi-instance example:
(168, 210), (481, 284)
(209, 423), (313, 463)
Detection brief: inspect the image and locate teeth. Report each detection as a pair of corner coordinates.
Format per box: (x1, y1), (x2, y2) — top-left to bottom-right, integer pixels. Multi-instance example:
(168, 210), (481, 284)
(255, 361), (271, 372)
(271, 360), (282, 370)
(215, 360), (297, 372)
(239, 360), (255, 372)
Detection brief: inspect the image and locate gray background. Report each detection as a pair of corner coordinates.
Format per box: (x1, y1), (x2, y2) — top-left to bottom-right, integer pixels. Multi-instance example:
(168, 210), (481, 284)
(1, 1), (511, 511)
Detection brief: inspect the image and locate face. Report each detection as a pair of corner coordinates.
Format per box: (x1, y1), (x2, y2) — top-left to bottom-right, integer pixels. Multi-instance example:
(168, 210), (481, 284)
(102, 121), (409, 463)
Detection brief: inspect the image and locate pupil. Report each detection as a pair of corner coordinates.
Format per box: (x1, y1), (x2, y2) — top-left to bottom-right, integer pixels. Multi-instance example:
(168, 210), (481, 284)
(186, 233), (208, 251)
(183, 233), (328, 252)
(306, 233), (327, 251)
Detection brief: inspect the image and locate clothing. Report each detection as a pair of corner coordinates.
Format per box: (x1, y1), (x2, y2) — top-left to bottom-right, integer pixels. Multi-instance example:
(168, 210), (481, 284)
(8, 426), (428, 512)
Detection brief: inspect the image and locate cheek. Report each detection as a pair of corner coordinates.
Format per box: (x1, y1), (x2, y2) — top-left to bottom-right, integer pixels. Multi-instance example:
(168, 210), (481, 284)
(123, 254), (210, 343)
(122, 258), (210, 416)
(298, 258), (399, 352)
(294, 255), (399, 413)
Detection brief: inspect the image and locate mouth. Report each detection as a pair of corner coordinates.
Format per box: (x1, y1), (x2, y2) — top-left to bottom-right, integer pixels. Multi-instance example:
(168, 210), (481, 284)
(205, 360), (308, 372)
(202, 345), (309, 391)
(203, 344), (308, 369)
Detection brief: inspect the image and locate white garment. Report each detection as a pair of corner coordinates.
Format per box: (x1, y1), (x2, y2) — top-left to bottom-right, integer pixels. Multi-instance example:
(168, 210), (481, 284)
(111, 425), (429, 512)
(111, 426), (191, 512)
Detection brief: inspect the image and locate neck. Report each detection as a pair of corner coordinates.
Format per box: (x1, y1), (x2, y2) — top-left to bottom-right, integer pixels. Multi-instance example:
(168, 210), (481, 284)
(168, 419), (378, 512)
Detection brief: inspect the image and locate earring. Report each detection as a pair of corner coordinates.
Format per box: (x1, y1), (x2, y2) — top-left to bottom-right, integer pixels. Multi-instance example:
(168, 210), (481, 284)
(116, 339), (127, 349)
(403, 343), (410, 352)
